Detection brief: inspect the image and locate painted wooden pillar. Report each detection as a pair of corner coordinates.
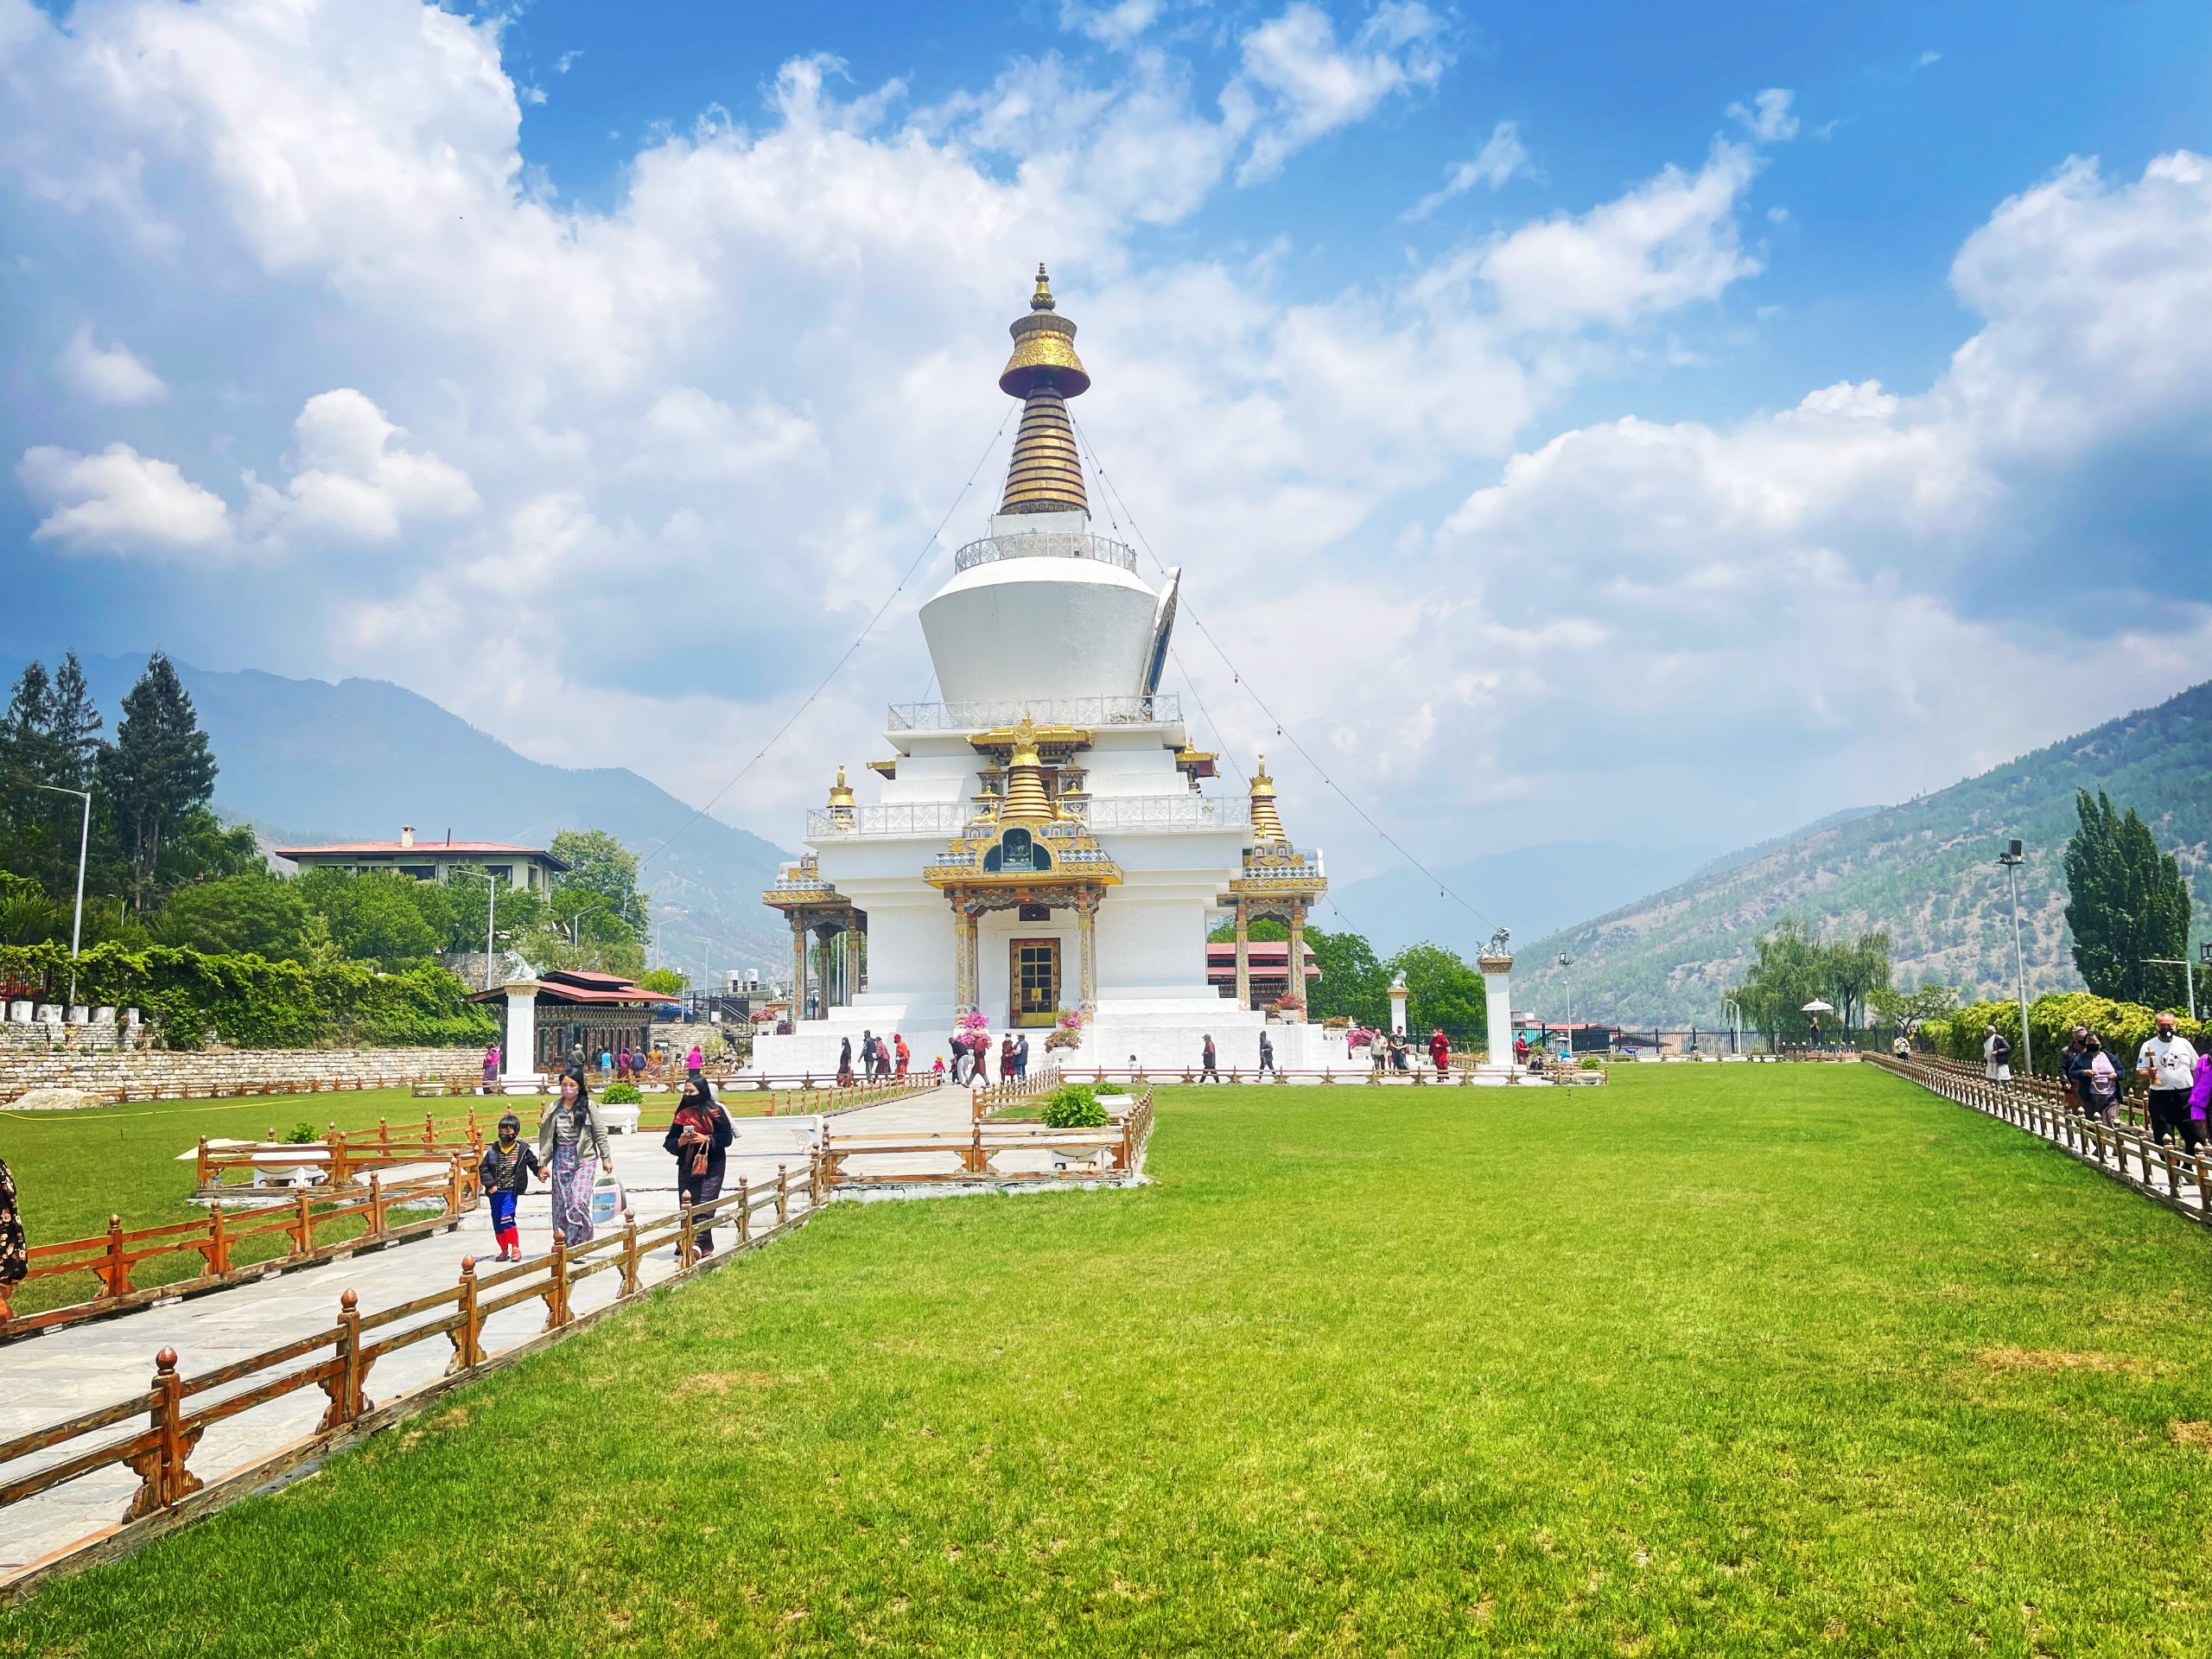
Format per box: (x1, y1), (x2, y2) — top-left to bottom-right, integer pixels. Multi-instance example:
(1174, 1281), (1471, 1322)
(1077, 899), (1098, 1009)
(1286, 903), (1306, 1019)
(1233, 900), (1251, 1010)
(790, 917), (808, 1023)
(842, 924), (862, 1008)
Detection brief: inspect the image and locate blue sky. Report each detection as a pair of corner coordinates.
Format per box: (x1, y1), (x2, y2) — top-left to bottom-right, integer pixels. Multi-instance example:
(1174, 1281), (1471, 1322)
(3, 0), (2210, 881)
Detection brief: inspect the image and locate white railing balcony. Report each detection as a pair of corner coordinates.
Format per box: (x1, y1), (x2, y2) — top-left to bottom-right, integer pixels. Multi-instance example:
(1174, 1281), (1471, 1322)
(1243, 844), (1327, 880)
(952, 530), (1138, 573)
(805, 802), (978, 840)
(886, 696), (1180, 732)
(1084, 795), (1252, 834)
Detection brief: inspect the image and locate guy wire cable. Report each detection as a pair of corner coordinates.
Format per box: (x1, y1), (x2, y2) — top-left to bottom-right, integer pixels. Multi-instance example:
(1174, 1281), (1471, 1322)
(639, 406), (1015, 868)
(1070, 412), (1497, 933)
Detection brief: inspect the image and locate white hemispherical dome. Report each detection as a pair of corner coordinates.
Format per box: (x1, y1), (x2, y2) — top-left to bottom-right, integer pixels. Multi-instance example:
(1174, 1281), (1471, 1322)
(919, 524), (1161, 708)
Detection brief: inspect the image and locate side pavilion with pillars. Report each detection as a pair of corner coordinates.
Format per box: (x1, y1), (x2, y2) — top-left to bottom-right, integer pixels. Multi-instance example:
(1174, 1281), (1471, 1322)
(761, 787), (867, 1024)
(1220, 758), (1326, 1009)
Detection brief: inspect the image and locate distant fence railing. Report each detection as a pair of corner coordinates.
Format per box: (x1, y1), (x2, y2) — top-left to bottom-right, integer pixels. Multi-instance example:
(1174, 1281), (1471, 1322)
(0, 1161), (474, 1337)
(822, 1088), (1154, 1185)
(886, 696), (1180, 732)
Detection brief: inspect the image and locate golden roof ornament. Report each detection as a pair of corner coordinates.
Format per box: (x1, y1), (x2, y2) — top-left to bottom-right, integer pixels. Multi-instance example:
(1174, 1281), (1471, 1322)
(827, 766), (855, 810)
(1000, 715), (1057, 823)
(998, 264), (1090, 516)
(1249, 753), (1287, 846)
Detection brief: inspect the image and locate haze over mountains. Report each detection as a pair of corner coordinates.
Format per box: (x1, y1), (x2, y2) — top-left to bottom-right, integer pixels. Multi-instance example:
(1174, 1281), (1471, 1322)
(0, 653), (793, 976)
(1510, 680), (2212, 1027)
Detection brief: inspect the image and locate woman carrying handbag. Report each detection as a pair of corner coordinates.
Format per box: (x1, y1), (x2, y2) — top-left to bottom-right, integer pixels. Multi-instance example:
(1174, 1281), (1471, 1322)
(664, 1076), (734, 1255)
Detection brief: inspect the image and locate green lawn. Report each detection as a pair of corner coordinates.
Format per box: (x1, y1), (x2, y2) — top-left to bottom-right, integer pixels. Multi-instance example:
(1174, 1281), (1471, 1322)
(10, 1065), (2212, 1656)
(0, 1085), (803, 1314)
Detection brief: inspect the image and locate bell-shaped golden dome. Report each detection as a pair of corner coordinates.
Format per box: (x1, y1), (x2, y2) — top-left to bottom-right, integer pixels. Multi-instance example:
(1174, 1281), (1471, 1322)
(998, 265), (1090, 398)
(827, 765), (855, 810)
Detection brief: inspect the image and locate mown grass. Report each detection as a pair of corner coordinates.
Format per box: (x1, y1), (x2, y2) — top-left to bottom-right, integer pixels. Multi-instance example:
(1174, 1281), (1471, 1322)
(10, 1065), (2212, 1656)
(0, 1085), (805, 1313)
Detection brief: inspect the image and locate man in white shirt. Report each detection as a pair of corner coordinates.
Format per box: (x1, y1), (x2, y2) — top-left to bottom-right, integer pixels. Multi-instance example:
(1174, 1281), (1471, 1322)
(2136, 1012), (2201, 1147)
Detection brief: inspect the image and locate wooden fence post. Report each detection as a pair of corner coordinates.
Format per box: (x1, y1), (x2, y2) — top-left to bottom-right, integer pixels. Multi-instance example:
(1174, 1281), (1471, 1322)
(776, 1164), (790, 1225)
(205, 1200), (230, 1277)
(367, 1172), (387, 1240)
(543, 1236), (571, 1331)
(448, 1258), (483, 1376)
(735, 1178), (752, 1244)
(195, 1135), (212, 1189)
(621, 1207), (641, 1295)
(677, 1196), (697, 1271)
(124, 1346), (204, 1520)
(293, 1186), (315, 1256)
(318, 1289), (365, 1432)
(329, 1128), (350, 1189)
(99, 1213), (130, 1299)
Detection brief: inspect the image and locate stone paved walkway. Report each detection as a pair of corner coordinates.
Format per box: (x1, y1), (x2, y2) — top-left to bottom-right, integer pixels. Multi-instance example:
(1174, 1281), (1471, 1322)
(1, 1084), (987, 1575)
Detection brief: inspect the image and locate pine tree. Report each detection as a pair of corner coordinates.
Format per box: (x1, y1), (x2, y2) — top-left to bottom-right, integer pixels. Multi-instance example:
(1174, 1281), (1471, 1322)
(95, 652), (217, 912)
(2063, 788), (2193, 1006)
(0, 661), (56, 882)
(36, 652), (103, 898)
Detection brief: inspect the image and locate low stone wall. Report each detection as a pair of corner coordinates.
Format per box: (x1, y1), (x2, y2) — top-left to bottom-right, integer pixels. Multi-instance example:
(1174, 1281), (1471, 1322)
(0, 1047), (486, 1107)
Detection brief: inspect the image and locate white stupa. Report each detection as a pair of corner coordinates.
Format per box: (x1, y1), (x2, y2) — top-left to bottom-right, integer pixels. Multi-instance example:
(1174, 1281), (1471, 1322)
(751, 269), (1336, 1076)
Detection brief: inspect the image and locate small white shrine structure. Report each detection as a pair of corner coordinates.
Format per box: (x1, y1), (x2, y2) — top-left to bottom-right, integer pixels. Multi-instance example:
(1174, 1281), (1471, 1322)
(751, 270), (1338, 1076)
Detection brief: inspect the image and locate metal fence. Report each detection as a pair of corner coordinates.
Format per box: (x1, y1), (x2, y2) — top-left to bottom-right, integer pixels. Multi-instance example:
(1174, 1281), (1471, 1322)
(885, 696), (1181, 732)
(952, 531), (1138, 573)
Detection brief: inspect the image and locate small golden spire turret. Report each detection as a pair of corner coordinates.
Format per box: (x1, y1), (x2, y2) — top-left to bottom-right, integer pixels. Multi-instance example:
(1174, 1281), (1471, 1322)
(998, 265), (1090, 516)
(1249, 754), (1287, 846)
(999, 716), (1057, 823)
(827, 766), (855, 810)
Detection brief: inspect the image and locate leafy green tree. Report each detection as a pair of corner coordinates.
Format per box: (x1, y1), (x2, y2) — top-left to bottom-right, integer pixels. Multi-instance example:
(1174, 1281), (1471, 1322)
(0, 872), (60, 946)
(442, 863), (545, 957)
(150, 874), (308, 959)
(1302, 925), (1389, 1027)
(638, 968), (688, 995)
(94, 653), (218, 912)
(2063, 789), (2194, 1007)
(550, 828), (650, 937)
(1727, 918), (1828, 1040)
(1867, 980), (1957, 1034)
(0, 661), (57, 882)
(1827, 930), (1894, 1030)
(1387, 941), (1487, 1037)
(296, 869), (442, 967)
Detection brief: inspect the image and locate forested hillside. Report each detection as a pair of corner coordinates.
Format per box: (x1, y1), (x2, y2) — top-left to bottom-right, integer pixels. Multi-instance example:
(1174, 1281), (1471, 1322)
(1514, 681), (2212, 1026)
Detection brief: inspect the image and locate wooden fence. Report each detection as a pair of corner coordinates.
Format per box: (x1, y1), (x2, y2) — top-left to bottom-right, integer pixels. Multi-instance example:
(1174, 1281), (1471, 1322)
(0, 1167), (808, 1596)
(970, 1064), (1065, 1119)
(0, 1160), (474, 1337)
(823, 1088), (1154, 1185)
(1867, 1051), (2210, 1224)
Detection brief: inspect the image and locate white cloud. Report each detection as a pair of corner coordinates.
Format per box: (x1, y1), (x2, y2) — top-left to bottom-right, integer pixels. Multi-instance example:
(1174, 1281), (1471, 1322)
(272, 389), (478, 543)
(20, 442), (230, 555)
(1234, 2), (1451, 182)
(1060, 0), (1160, 48)
(55, 323), (168, 406)
(1462, 140), (1764, 331)
(1727, 87), (1799, 144)
(1408, 120), (1532, 219)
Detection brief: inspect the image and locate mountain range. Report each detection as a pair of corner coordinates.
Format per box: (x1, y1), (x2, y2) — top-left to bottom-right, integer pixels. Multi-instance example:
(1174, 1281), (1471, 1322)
(1508, 680), (2212, 1027)
(0, 653), (795, 976)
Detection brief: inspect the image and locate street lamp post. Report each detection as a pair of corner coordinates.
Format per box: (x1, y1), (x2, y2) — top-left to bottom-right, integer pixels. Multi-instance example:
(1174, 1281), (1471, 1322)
(1721, 996), (1742, 1056)
(2145, 955), (2203, 1022)
(448, 868), (499, 992)
(33, 784), (92, 1007)
(1556, 952), (1575, 1059)
(1997, 838), (2032, 1077)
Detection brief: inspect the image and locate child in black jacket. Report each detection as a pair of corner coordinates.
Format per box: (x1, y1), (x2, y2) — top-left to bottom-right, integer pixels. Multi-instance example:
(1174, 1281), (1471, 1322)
(478, 1113), (543, 1262)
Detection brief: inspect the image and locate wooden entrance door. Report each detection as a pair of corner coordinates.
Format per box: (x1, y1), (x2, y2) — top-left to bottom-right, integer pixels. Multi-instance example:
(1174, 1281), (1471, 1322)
(1011, 938), (1060, 1027)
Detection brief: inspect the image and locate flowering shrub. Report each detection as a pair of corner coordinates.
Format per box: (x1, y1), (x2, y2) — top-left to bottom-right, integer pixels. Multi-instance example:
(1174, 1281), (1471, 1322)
(601, 1082), (644, 1104)
(1045, 1026), (1083, 1051)
(958, 1009), (990, 1033)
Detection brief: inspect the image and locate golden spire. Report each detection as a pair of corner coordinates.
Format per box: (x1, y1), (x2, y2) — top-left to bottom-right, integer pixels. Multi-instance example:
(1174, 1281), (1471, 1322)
(1000, 716), (1057, 823)
(827, 766), (855, 810)
(997, 265), (1090, 516)
(1249, 754), (1287, 846)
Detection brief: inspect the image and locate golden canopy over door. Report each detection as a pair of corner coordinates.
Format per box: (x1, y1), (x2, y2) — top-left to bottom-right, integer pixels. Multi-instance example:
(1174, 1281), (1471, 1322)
(1011, 938), (1061, 1027)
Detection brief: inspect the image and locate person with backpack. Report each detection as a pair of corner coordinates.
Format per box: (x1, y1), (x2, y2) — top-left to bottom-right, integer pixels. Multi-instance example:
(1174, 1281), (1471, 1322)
(2059, 1027), (2095, 1113)
(1982, 1023), (2012, 1090)
(664, 1075), (734, 1255)
(476, 1113), (542, 1262)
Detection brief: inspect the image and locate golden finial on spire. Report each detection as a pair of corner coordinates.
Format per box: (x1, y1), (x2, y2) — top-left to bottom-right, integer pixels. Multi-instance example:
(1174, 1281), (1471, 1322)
(1250, 754), (1287, 846)
(999, 264), (1090, 516)
(1000, 717), (1056, 823)
(827, 766), (855, 810)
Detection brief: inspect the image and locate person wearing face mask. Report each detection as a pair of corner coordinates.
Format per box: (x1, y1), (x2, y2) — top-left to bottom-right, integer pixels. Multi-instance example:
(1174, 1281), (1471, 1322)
(2081, 1033), (2120, 1126)
(477, 1113), (543, 1262)
(2137, 1012), (2202, 1147)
